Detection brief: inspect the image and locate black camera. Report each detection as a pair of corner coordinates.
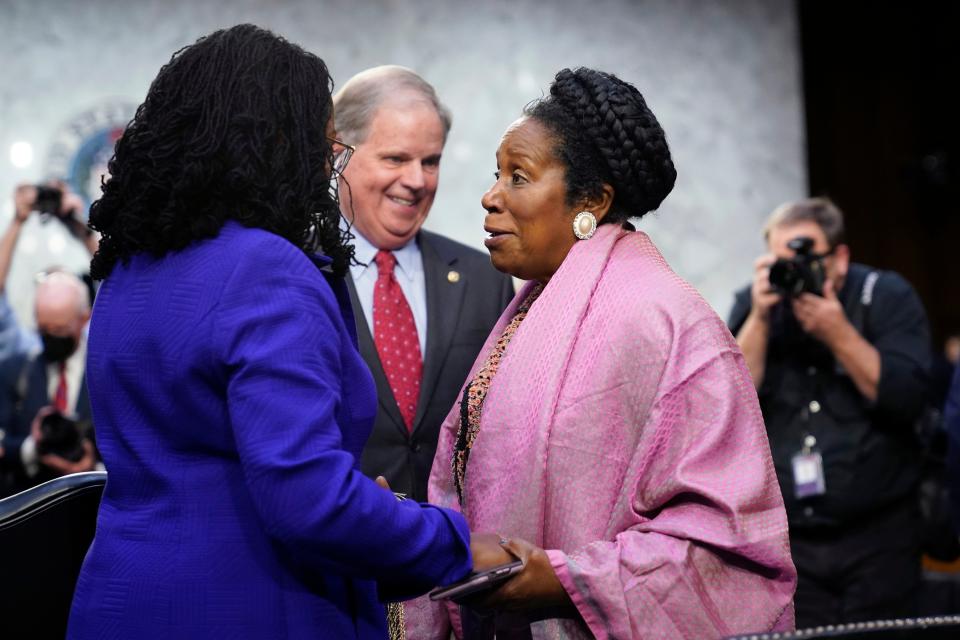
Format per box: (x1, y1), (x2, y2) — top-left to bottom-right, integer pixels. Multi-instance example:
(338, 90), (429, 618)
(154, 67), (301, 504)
(768, 236), (826, 296)
(34, 185), (63, 218)
(36, 411), (88, 462)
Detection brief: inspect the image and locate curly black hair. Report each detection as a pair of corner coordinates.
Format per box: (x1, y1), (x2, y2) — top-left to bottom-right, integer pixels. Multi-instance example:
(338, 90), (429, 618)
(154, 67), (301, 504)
(524, 67), (677, 224)
(88, 24), (353, 280)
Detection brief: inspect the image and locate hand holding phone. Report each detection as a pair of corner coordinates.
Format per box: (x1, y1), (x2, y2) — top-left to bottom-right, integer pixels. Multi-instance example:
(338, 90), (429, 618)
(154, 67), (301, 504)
(428, 560), (523, 601)
(470, 531), (516, 570)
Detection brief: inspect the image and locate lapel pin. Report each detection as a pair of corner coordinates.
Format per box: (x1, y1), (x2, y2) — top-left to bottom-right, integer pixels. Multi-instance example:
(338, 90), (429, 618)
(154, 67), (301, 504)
(447, 270), (460, 283)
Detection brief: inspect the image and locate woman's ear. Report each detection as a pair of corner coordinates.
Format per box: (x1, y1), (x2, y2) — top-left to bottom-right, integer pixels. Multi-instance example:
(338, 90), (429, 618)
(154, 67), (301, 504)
(579, 183), (615, 223)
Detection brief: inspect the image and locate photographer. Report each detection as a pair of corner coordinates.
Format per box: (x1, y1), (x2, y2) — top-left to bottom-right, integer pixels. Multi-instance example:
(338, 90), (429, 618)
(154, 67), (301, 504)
(729, 197), (931, 627)
(1, 183), (97, 496)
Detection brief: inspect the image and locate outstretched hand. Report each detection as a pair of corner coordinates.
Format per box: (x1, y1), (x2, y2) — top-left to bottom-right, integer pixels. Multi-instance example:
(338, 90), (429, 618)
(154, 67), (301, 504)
(13, 184), (36, 222)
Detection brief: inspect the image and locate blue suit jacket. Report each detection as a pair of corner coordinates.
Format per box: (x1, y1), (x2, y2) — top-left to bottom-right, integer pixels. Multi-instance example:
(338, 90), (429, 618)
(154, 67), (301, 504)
(67, 222), (471, 639)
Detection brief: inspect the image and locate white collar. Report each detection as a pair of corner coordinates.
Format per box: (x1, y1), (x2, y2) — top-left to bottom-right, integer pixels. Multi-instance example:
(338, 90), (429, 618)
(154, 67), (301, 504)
(350, 228), (421, 280)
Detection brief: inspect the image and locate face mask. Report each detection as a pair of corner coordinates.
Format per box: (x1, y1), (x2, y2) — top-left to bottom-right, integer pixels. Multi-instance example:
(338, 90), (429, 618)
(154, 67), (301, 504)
(41, 333), (77, 363)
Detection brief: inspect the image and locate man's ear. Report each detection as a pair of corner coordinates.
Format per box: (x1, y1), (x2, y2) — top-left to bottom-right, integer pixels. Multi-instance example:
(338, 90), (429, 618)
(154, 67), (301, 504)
(833, 243), (850, 266)
(578, 183), (615, 223)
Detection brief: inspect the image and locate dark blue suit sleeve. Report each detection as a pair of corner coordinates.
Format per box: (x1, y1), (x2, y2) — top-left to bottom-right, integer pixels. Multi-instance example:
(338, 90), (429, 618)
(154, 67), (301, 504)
(214, 246), (472, 590)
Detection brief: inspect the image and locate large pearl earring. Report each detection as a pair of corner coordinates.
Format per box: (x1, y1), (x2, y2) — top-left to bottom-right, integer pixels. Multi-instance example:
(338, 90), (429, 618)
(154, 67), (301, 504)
(573, 211), (597, 240)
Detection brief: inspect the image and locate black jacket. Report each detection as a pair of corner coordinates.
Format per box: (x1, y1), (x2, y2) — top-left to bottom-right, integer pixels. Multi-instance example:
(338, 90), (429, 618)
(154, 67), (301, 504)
(728, 263), (930, 528)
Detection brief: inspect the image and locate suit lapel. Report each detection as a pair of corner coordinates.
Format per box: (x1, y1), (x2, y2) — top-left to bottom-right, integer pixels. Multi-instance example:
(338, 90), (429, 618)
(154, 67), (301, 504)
(345, 275), (407, 435)
(414, 231), (466, 434)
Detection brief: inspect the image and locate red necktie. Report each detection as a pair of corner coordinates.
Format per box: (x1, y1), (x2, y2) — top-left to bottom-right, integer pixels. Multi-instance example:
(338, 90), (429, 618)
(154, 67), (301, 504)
(373, 250), (422, 432)
(53, 361), (68, 412)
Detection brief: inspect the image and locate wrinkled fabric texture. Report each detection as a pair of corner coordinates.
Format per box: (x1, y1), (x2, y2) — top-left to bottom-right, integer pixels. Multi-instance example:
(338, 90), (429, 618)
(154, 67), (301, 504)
(408, 225), (796, 639)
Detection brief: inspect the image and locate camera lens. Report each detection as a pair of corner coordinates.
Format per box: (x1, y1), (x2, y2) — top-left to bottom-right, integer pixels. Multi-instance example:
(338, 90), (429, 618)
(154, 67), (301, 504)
(769, 260), (801, 295)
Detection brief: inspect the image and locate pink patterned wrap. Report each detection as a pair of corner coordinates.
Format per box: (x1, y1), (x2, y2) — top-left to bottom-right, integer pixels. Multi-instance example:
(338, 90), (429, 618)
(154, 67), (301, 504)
(407, 225), (796, 639)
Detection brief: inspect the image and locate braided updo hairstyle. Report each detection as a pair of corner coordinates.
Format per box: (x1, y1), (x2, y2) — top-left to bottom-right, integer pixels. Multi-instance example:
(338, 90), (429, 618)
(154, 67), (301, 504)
(89, 24), (353, 280)
(524, 67), (677, 223)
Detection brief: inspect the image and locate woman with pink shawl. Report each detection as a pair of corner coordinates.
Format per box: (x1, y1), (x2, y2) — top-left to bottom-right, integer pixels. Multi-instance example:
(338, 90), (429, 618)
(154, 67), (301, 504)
(409, 68), (796, 639)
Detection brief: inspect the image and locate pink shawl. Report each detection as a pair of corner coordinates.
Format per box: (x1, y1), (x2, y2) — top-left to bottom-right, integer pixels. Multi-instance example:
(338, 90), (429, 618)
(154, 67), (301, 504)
(408, 225), (796, 639)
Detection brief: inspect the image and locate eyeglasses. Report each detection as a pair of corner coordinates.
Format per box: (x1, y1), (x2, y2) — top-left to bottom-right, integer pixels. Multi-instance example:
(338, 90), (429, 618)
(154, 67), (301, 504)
(327, 136), (355, 175)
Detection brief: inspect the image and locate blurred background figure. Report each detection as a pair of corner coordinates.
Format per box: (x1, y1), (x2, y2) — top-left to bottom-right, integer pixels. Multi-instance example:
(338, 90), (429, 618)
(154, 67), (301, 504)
(729, 198), (931, 627)
(0, 184), (97, 497)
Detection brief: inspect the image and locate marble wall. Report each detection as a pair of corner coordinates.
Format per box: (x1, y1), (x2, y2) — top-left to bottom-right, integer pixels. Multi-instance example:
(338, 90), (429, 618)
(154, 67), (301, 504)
(0, 0), (806, 326)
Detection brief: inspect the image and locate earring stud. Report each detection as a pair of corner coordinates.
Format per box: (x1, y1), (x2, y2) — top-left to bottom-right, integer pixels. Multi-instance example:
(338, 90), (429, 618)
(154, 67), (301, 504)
(573, 211), (597, 240)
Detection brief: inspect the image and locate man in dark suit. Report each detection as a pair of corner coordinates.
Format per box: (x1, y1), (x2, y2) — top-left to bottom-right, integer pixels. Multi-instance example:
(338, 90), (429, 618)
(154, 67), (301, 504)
(0, 274), (95, 496)
(333, 66), (514, 501)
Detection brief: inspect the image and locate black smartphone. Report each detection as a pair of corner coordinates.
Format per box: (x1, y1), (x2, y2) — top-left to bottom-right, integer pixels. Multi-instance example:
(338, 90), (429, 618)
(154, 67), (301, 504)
(427, 560), (523, 601)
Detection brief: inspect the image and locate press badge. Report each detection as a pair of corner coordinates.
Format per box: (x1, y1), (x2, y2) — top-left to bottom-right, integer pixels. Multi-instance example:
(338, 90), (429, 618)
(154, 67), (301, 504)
(792, 435), (826, 499)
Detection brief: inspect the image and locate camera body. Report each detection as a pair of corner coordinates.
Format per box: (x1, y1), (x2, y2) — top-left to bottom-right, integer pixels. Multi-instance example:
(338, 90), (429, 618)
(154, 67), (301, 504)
(36, 411), (88, 462)
(768, 236), (826, 296)
(34, 185), (63, 219)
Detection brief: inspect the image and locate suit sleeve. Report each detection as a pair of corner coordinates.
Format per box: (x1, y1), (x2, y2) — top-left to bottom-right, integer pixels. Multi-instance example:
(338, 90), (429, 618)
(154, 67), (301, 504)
(213, 243), (472, 590)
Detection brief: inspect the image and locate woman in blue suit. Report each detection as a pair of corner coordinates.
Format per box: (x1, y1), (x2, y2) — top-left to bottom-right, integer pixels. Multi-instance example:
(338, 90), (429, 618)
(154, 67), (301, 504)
(67, 24), (494, 639)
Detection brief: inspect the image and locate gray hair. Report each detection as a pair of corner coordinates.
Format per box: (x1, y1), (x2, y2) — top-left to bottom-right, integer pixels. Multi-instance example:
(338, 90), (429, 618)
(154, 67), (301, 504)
(763, 197), (846, 250)
(333, 65), (452, 145)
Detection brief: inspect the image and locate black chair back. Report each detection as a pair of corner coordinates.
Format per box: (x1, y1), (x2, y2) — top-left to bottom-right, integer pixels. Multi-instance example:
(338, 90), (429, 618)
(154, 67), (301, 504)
(0, 471), (106, 639)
